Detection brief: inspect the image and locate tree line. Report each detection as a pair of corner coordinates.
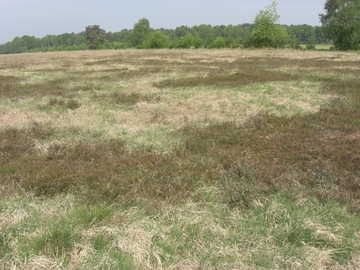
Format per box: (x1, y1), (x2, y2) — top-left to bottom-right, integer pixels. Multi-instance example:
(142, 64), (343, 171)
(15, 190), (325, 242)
(0, 22), (327, 54)
(0, 0), (358, 54)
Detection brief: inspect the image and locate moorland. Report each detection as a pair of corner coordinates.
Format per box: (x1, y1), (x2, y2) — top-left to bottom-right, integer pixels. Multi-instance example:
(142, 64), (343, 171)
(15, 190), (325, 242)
(0, 49), (360, 269)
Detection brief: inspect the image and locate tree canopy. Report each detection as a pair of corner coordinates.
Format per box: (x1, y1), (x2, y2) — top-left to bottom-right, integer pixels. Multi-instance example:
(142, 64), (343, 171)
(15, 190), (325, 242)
(1, 6), (337, 54)
(85, 25), (105, 50)
(320, 0), (360, 50)
(145, 31), (169, 48)
(131, 18), (151, 47)
(249, 1), (288, 48)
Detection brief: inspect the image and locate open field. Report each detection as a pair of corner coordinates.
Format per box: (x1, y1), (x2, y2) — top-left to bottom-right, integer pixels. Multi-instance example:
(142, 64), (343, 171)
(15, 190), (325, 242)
(1, 49), (360, 269)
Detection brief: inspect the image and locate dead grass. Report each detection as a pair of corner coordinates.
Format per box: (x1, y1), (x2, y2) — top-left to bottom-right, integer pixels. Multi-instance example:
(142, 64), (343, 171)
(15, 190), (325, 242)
(1, 49), (359, 205)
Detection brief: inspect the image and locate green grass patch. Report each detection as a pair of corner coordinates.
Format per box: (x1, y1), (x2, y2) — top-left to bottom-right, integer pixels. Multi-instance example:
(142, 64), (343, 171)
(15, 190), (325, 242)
(315, 44), (333, 50)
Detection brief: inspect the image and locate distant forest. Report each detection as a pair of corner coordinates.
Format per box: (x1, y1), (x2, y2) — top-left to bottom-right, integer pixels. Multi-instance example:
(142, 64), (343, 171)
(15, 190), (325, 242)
(0, 23), (328, 54)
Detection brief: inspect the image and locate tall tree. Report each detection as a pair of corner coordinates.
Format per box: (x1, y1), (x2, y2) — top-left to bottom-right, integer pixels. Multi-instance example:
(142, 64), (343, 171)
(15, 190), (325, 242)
(131, 18), (151, 47)
(250, 1), (286, 48)
(85, 25), (105, 49)
(21, 35), (38, 50)
(175, 25), (191, 38)
(320, 0), (360, 50)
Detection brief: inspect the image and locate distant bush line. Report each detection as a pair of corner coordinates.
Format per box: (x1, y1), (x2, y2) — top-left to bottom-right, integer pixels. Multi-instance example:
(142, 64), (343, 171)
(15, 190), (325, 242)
(0, 23), (329, 54)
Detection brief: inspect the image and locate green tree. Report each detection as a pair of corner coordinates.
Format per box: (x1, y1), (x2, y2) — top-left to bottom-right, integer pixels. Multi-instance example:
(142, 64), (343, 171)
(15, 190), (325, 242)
(177, 33), (195, 48)
(192, 36), (203, 48)
(213, 25), (226, 38)
(175, 25), (192, 38)
(131, 18), (151, 47)
(21, 35), (38, 50)
(85, 25), (106, 49)
(224, 37), (235, 47)
(250, 1), (281, 48)
(145, 31), (169, 48)
(273, 25), (288, 48)
(211, 37), (226, 48)
(73, 34), (87, 46)
(320, 0), (360, 50)
(288, 34), (301, 49)
(223, 24), (244, 46)
(315, 26), (328, 44)
(192, 24), (214, 47)
(113, 42), (127, 49)
(11, 37), (28, 53)
(109, 29), (132, 47)
(287, 24), (315, 44)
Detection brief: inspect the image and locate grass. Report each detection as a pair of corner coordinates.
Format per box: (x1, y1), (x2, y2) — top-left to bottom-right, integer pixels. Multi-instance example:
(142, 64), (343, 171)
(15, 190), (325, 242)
(315, 44), (333, 50)
(1, 192), (360, 269)
(1, 48), (360, 269)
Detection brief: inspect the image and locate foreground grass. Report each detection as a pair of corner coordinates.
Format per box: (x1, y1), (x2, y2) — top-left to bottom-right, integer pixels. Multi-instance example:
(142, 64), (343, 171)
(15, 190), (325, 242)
(1, 49), (360, 269)
(1, 191), (360, 269)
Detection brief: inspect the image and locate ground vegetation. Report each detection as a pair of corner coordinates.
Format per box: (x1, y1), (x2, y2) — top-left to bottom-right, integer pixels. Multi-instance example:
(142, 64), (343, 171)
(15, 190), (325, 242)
(0, 49), (359, 268)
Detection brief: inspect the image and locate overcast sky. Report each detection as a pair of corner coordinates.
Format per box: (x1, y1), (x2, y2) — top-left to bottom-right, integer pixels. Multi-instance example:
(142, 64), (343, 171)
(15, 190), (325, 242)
(0, 0), (325, 44)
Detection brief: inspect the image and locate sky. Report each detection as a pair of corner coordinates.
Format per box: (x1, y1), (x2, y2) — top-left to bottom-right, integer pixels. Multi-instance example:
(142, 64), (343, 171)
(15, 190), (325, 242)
(0, 0), (325, 44)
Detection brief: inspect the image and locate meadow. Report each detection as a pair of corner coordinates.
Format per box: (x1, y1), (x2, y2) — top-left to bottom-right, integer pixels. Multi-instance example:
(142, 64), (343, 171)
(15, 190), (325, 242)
(0, 48), (359, 269)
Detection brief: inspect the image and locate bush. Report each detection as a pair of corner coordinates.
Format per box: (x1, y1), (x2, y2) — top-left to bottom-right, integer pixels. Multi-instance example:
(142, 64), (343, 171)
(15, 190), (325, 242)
(210, 37), (226, 49)
(78, 43), (88, 50)
(176, 33), (194, 48)
(306, 42), (315, 50)
(145, 31), (169, 49)
(113, 42), (127, 49)
(243, 36), (256, 48)
(97, 42), (112, 50)
(192, 37), (203, 48)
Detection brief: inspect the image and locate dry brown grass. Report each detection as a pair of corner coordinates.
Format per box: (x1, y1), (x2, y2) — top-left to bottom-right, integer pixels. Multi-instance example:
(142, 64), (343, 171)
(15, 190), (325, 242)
(0, 49), (336, 131)
(1, 49), (359, 205)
